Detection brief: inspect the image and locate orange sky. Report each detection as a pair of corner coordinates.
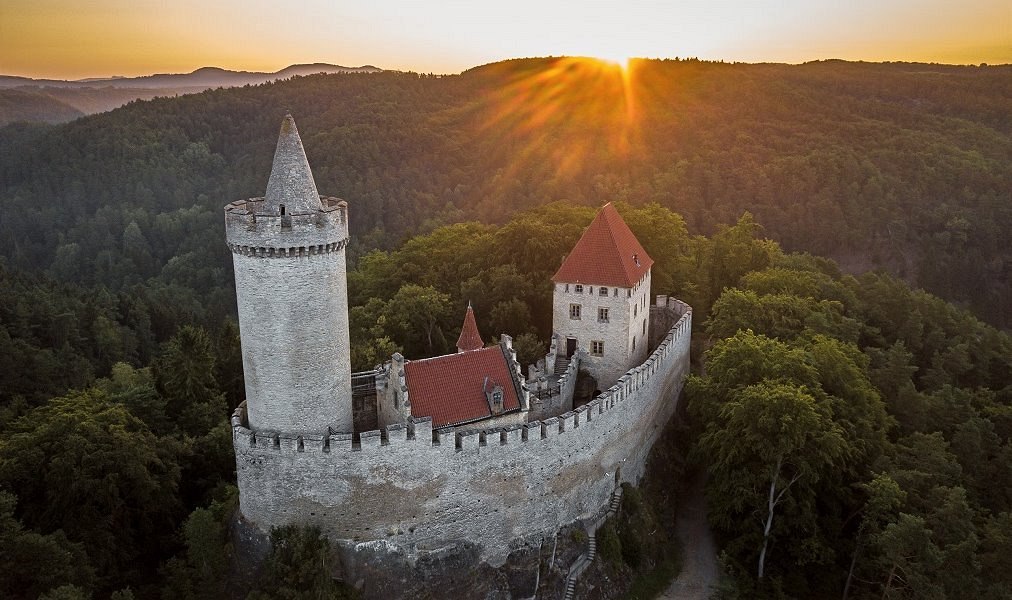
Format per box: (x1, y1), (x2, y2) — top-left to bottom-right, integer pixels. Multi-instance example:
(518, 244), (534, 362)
(1, 0), (1009, 79)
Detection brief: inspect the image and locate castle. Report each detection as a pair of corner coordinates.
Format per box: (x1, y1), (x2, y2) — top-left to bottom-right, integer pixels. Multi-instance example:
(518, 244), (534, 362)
(227, 115), (692, 597)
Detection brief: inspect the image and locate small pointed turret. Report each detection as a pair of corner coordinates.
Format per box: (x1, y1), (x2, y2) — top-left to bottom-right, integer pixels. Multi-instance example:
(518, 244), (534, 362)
(263, 114), (322, 214)
(456, 301), (484, 353)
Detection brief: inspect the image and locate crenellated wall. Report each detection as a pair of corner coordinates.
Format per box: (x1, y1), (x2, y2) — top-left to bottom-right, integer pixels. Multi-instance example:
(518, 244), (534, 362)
(224, 196), (349, 250)
(232, 298), (691, 591)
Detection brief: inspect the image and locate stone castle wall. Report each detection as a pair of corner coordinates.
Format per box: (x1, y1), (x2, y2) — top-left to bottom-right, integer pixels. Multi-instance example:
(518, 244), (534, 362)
(232, 298), (691, 585)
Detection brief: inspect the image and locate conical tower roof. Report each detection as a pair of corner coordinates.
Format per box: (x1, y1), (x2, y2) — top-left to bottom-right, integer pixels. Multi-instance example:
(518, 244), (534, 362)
(263, 114), (322, 214)
(456, 302), (484, 353)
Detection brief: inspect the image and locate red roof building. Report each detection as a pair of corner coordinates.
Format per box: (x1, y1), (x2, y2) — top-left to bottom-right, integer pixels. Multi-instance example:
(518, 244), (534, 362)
(404, 344), (523, 429)
(552, 203), (653, 288)
(550, 203), (654, 389)
(456, 302), (484, 353)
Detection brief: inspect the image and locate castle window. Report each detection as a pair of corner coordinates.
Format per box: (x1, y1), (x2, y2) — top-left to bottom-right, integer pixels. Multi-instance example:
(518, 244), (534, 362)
(394, 392), (399, 409)
(599, 287), (608, 296)
(280, 204), (286, 216)
(574, 284), (583, 294)
(598, 307), (609, 323)
(569, 304), (581, 320)
(634, 304), (638, 317)
(591, 341), (604, 356)
(632, 336), (636, 351)
(589, 286), (594, 294)
(643, 320), (647, 335)
(565, 284), (569, 292)
(614, 288), (619, 297)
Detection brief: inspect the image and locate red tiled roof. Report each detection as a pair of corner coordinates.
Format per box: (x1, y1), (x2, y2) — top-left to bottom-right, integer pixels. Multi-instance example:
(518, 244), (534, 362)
(404, 345), (521, 429)
(456, 303), (484, 352)
(551, 203), (653, 288)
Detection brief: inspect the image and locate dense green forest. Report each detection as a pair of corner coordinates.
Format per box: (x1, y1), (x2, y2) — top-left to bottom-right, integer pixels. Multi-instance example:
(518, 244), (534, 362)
(0, 59), (1010, 598)
(0, 58), (1009, 329)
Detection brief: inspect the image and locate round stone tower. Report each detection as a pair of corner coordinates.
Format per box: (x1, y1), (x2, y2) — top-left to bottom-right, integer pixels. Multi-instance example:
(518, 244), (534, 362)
(225, 114), (353, 435)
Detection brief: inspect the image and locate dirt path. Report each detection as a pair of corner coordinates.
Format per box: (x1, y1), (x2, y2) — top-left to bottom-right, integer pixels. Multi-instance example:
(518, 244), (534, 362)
(658, 470), (719, 600)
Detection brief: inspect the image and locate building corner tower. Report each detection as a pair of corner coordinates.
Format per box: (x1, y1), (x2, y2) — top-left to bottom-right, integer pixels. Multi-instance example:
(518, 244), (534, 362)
(551, 203), (653, 389)
(225, 114), (353, 435)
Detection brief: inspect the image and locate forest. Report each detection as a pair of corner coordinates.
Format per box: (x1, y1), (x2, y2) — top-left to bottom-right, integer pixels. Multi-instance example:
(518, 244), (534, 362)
(0, 58), (1009, 330)
(0, 58), (1009, 598)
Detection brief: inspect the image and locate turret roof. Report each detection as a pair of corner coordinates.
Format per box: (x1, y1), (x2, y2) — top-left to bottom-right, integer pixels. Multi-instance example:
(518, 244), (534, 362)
(456, 302), (484, 352)
(263, 114), (322, 214)
(552, 203), (653, 287)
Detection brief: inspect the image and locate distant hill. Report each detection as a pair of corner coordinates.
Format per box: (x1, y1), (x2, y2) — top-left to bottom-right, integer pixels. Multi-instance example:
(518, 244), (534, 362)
(0, 59), (1008, 328)
(0, 88), (84, 125)
(0, 63), (382, 90)
(0, 63), (383, 121)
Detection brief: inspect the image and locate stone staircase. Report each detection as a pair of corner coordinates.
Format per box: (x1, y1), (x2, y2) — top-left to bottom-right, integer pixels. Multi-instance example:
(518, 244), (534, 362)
(562, 486), (624, 600)
(554, 355), (570, 376)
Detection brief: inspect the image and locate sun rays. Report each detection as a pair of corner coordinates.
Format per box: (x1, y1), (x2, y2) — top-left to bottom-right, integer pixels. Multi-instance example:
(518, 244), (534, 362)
(470, 57), (645, 212)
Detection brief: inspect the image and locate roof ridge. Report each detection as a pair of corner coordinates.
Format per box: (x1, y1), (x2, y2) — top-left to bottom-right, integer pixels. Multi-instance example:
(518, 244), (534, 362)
(409, 345), (498, 364)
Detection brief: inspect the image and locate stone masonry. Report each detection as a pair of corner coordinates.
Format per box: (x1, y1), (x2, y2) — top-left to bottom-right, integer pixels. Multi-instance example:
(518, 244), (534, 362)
(552, 272), (652, 390)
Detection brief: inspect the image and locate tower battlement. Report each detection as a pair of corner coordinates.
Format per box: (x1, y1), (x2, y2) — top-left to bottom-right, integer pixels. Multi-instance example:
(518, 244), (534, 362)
(224, 196), (349, 250)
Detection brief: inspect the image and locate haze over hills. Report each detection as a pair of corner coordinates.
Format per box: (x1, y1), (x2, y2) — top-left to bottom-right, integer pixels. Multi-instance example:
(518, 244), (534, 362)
(0, 63), (382, 89)
(0, 88), (85, 125)
(0, 63), (383, 125)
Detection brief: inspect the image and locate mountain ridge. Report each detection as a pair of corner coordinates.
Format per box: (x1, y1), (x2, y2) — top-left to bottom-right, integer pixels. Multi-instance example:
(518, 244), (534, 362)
(0, 63), (382, 90)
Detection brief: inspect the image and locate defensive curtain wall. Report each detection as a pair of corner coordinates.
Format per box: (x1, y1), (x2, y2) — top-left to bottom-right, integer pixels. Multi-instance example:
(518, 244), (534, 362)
(231, 297), (691, 587)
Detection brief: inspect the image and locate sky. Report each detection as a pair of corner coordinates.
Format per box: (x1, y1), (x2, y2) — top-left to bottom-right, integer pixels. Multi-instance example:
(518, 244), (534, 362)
(1, 0), (1009, 79)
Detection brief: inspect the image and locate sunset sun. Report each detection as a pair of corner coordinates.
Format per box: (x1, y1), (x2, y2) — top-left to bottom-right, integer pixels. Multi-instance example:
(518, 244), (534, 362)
(597, 53), (633, 69)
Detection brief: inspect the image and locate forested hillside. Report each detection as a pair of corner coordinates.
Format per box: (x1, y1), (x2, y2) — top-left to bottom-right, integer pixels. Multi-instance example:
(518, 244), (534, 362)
(0, 89), (84, 126)
(0, 58), (1009, 328)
